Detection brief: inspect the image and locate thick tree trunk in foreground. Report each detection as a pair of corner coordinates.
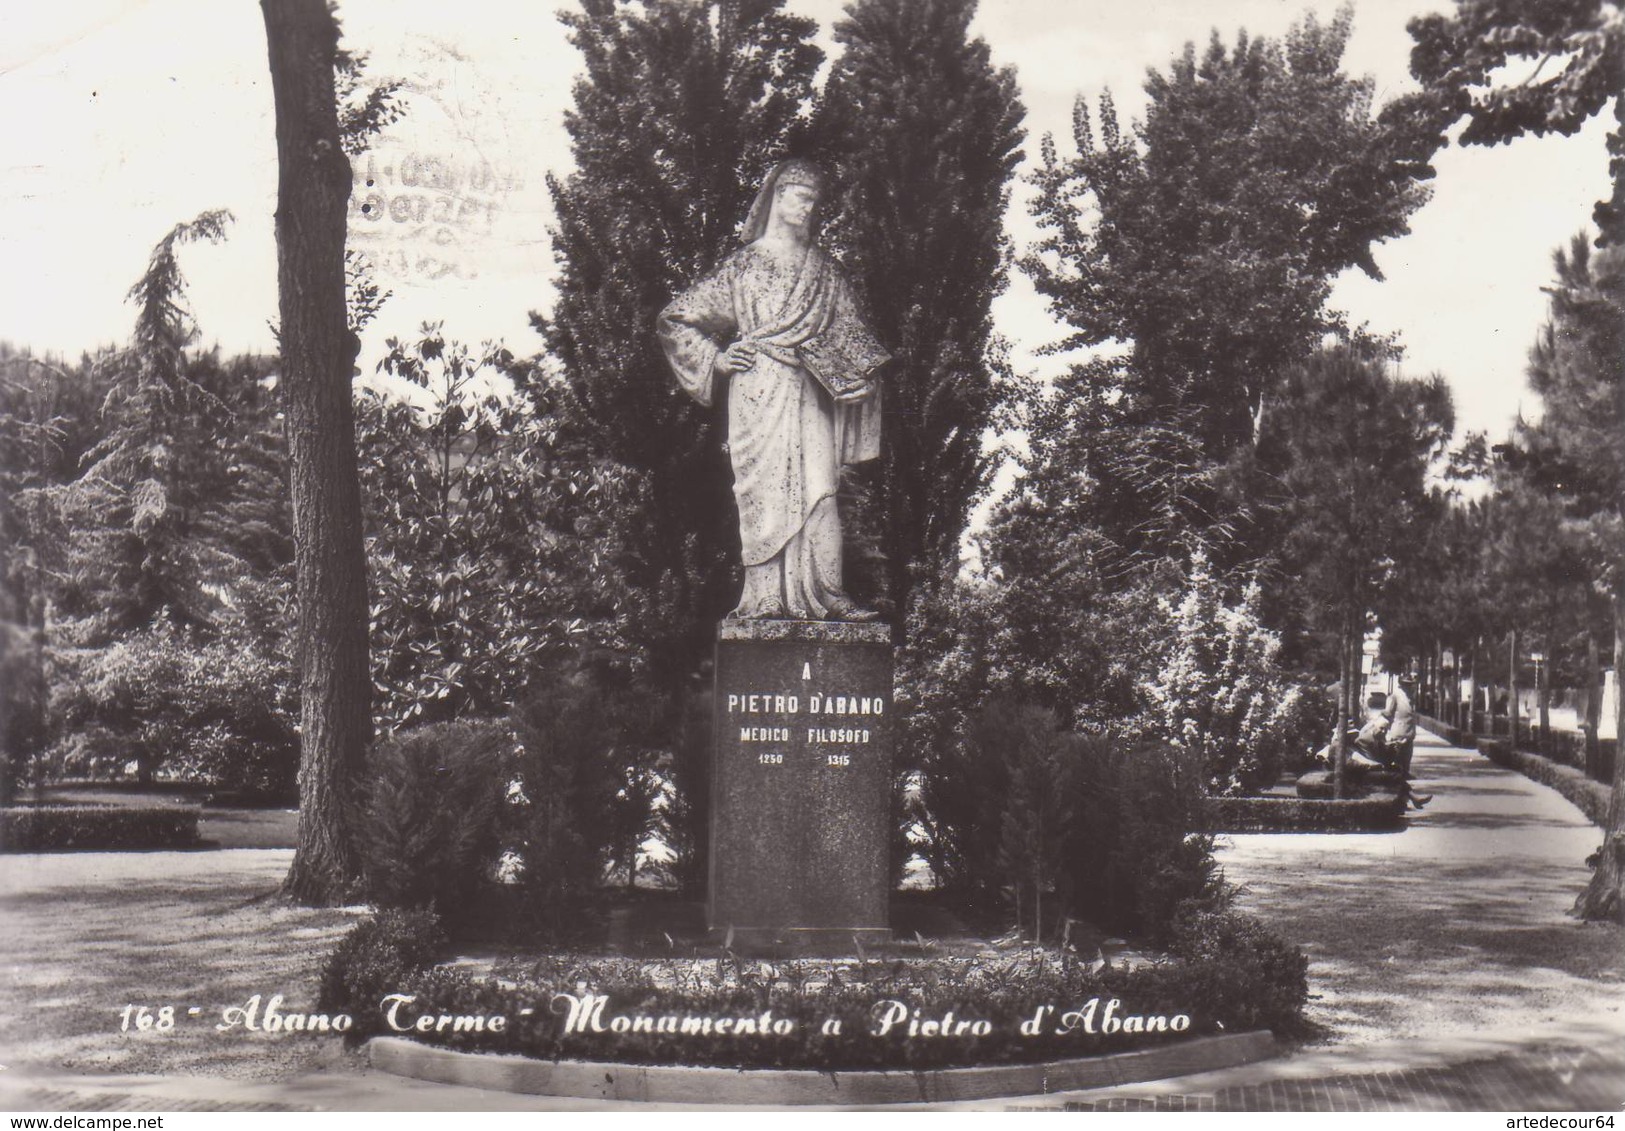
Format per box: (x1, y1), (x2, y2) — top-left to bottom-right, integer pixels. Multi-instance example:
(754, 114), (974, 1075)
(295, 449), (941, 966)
(262, 0), (371, 904)
(1574, 584), (1625, 923)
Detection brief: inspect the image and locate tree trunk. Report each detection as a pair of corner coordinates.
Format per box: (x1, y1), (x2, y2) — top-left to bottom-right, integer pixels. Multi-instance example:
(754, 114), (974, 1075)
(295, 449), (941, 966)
(1574, 580), (1625, 922)
(1585, 633), (1603, 778)
(1443, 637), (1456, 724)
(1508, 630), (1520, 749)
(1469, 639), (1479, 735)
(1537, 643), (1551, 754)
(1332, 616), (1354, 800)
(263, 0), (371, 905)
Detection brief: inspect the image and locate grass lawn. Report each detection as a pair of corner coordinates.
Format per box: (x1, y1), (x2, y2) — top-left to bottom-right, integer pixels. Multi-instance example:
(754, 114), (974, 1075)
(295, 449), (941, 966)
(0, 849), (361, 1079)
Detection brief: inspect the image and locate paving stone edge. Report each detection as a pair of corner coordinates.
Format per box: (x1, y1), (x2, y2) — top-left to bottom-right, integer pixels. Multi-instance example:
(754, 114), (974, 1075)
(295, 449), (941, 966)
(365, 1030), (1278, 1105)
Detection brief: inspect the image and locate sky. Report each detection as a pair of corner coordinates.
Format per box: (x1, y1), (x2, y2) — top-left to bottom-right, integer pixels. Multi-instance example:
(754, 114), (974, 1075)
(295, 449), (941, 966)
(0, 0), (1612, 442)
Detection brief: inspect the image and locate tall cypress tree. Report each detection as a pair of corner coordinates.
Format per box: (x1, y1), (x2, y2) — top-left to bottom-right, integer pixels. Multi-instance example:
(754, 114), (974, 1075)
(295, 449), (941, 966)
(816, 0), (1025, 625)
(531, 0), (822, 690)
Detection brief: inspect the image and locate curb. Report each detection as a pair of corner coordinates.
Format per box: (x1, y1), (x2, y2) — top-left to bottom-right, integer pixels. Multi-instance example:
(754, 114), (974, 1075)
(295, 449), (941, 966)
(366, 1030), (1278, 1105)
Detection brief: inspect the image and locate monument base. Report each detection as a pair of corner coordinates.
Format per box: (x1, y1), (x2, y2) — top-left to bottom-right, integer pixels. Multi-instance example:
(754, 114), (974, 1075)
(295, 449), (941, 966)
(709, 619), (895, 945)
(705, 926), (894, 955)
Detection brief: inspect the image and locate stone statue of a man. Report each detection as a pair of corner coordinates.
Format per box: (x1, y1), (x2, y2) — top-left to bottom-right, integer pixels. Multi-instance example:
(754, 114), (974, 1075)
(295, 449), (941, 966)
(658, 159), (889, 621)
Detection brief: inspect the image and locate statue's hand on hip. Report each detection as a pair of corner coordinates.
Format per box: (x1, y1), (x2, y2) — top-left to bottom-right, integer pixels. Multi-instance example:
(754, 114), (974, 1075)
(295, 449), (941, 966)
(715, 341), (758, 374)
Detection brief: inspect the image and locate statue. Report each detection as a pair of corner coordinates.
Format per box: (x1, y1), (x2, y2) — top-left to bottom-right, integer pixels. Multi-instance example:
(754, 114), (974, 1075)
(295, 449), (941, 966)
(658, 159), (889, 621)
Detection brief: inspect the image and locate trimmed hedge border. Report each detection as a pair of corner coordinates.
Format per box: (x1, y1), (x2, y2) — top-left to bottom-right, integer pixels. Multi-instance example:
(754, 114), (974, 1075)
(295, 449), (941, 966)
(1472, 738), (1610, 828)
(367, 1029), (1277, 1105)
(0, 804), (202, 851)
(1422, 718), (1617, 784)
(1415, 714), (1463, 746)
(1204, 793), (1404, 833)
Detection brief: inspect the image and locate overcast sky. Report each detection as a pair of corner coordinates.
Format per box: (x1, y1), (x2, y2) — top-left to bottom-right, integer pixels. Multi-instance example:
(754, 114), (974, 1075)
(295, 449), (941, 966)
(0, 0), (1610, 442)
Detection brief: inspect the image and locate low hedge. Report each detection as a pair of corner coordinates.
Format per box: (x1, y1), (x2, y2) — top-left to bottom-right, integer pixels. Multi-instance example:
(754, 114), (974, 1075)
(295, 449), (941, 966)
(1474, 739), (1610, 828)
(0, 803), (202, 851)
(1204, 793), (1404, 833)
(316, 907), (1307, 1071)
(1415, 715), (1462, 746)
(1292, 768), (1405, 799)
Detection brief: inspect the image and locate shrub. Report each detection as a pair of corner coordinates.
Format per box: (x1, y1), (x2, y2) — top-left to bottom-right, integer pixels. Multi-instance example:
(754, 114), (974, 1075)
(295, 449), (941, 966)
(353, 721), (509, 912)
(1066, 736), (1224, 945)
(47, 620), (297, 798)
(1, 803), (200, 851)
(915, 699), (1222, 945)
(1168, 908), (1309, 1037)
(316, 907), (446, 1040)
(1476, 738), (1611, 827)
(1145, 554), (1304, 796)
(505, 659), (661, 937)
(1275, 683), (1334, 776)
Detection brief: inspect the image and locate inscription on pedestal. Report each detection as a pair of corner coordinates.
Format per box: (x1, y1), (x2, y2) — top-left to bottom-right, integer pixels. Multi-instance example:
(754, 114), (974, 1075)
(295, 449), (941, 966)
(710, 620), (894, 947)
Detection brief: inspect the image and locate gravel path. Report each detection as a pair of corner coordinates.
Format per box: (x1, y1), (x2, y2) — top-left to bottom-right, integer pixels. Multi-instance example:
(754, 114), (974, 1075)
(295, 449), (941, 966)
(0, 849), (362, 1079)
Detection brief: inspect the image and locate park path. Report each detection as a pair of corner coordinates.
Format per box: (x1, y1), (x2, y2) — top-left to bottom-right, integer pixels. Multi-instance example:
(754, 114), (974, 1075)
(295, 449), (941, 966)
(2, 731), (1622, 1112)
(1221, 729), (1620, 1047)
(1018, 728), (1625, 1111)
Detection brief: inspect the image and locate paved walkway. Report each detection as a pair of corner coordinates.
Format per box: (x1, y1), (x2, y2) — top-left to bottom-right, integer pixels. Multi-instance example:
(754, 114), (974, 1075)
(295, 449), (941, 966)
(2, 732), (1620, 1112)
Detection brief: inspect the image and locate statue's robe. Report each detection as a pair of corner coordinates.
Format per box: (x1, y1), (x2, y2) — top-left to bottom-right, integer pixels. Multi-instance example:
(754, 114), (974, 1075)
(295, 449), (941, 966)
(658, 240), (886, 618)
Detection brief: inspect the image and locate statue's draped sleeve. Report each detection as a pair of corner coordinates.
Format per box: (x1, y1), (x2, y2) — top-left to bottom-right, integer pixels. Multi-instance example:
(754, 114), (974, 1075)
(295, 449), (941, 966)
(657, 258), (739, 408)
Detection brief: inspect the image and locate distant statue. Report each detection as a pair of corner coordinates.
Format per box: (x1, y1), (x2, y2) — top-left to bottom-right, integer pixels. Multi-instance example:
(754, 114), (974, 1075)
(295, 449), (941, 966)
(658, 159), (889, 621)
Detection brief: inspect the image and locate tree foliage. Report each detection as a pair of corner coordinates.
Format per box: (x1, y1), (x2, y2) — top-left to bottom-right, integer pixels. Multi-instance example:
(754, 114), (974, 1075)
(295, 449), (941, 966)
(1255, 346), (1454, 788)
(0, 214), (296, 795)
(1025, 8), (1439, 473)
(1493, 232), (1624, 922)
(1407, 0), (1625, 242)
(357, 328), (632, 732)
(55, 214), (291, 644)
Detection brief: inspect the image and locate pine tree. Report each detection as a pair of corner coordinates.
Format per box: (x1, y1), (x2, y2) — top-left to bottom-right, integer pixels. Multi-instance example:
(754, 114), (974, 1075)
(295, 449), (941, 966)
(1255, 346), (1454, 794)
(56, 213), (283, 641)
(1407, 0), (1624, 243)
(1501, 235), (1623, 921)
(816, 0), (1025, 623)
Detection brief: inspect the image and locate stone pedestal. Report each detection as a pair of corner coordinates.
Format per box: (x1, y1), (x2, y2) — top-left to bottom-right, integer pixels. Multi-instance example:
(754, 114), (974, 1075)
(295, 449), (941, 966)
(709, 619), (893, 950)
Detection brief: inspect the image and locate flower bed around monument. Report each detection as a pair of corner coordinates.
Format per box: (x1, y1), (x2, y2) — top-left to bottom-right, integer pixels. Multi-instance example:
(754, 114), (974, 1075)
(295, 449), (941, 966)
(315, 907), (1307, 1071)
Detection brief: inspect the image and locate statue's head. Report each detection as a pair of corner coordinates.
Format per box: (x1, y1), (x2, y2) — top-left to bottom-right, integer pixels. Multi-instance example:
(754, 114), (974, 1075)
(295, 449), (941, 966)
(742, 158), (827, 243)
